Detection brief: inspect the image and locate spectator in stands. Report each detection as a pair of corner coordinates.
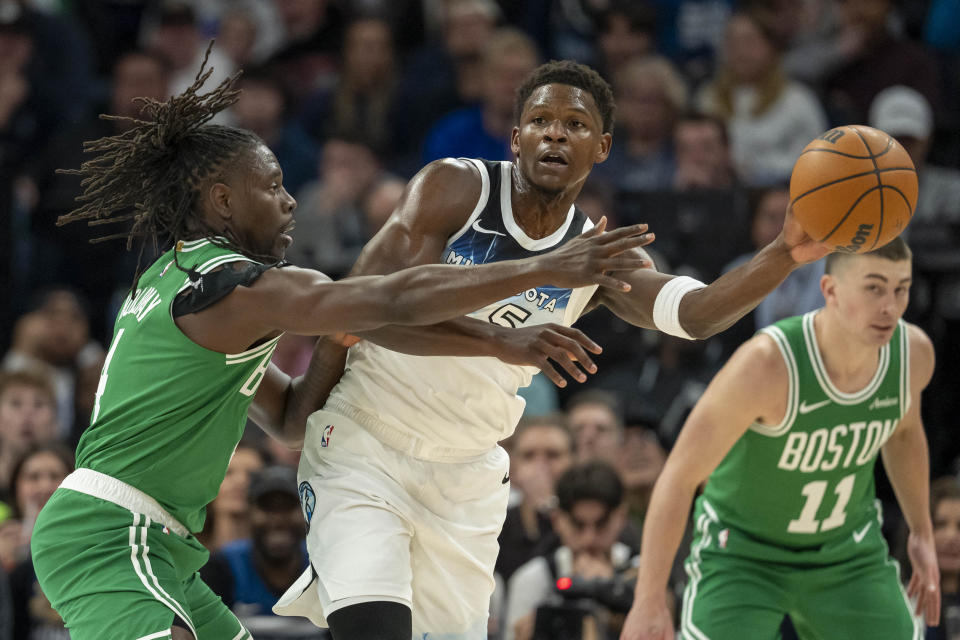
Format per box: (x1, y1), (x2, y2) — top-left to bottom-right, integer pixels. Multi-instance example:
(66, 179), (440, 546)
(594, 2), (656, 80)
(231, 70), (317, 197)
(284, 133), (393, 278)
(929, 476), (960, 640)
(504, 461), (637, 640)
(300, 16), (401, 163)
(696, 11), (827, 186)
(422, 27), (539, 164)
(9, 443), (73, 640)
(825, 0), (940, 124)
(199, 441), (268, 552)
(2, 288), (103, 441)
(201, 465), (309, 621)
(618, 416), (667, 535)
(397, 0), (500, 171)
(217, 7), (260, 69)
(0, 371), (57, 494)
(496, 414), (574, 583)
(869, 85), (960, 248)
(145, 3), (234, 99)
(673, 111), (737, 190)
(593, 56), (686, 192)
(566, 389), (623, 466)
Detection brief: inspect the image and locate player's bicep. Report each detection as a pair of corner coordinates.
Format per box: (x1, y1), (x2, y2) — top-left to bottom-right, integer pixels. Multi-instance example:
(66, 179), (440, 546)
(666, 335), (786, 485)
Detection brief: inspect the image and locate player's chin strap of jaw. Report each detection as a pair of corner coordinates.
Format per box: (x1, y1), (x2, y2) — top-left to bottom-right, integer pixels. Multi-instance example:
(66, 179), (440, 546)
(653, 276), (706, 340)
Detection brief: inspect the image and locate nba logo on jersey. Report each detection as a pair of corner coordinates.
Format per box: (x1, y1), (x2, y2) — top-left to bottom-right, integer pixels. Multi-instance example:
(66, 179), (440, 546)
(298, 481), (316, 527)
(320, 425), (334, 448)
(718, 528), (729, 549)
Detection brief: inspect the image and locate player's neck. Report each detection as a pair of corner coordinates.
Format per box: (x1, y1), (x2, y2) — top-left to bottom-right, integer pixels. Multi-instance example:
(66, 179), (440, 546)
(813, 310), (882, 392)
(510, 164), (580, 239)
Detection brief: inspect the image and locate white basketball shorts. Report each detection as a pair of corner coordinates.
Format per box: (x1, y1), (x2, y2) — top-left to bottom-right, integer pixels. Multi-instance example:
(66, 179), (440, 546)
(274, 409), (511, 638)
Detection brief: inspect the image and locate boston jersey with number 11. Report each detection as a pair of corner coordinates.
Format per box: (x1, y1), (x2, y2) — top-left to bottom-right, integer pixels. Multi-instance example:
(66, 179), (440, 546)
(324, 159), (598, 459)
(700, 311), (909, 552)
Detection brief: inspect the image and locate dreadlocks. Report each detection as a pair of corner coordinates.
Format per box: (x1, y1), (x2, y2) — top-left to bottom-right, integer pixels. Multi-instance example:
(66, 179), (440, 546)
(57, 44), (266, 293)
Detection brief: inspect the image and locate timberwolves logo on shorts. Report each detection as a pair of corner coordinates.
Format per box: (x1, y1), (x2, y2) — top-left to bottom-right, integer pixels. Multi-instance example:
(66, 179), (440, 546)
(320, 424), (334, 447)
(298, 481), (316, 529)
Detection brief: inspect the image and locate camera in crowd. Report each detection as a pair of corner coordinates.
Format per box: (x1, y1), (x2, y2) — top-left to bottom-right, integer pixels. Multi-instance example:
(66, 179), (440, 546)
(532, 574), (636, 640)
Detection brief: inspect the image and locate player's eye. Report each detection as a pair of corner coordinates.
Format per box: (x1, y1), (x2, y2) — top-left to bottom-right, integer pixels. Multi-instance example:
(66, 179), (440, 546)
(532, 116), (545, 125)
(570, 120), (583, 128)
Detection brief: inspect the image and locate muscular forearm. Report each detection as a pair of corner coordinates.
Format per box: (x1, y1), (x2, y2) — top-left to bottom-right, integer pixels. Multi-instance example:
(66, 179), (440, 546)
(356, 317), (501, 357)
(634, 466), (698, 603)
(882, 427), (934, 536)
(680, 240), (797, 339)
(281, 337), (349, 448)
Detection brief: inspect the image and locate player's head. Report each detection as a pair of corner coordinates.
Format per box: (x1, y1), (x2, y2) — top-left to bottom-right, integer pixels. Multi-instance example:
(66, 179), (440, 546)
(58, 45), (297, 291)
(821, 236), (912, 345)
(511, 60), (614, 195)
(552, 461), (626, 557)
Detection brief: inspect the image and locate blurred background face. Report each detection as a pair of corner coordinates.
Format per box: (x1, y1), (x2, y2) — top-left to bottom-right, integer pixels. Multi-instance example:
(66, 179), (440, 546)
(344, 19), (394, 85)
(250, 492), (306, 562)
(112, 53), (168, 121)
(618, 427), (666, 491)
(934, 498), (960, 575)
(724, 15), (776, 84)
(568, 403), (621, 464)
(512, 424), (573, 486)
(675, 119), (731, 186)
(599, 13), (652, 71)
(34, 291), (90, 366)
(444, 2), (496, 58)
(751, 188), (789, 248)
(0, 384), (56, 450)
(153, 22), (198, 70)
(16, 451), (69, 515)
(321, 139), (380, 196)
(839, 0), (891, 33)
(554, 500), (625, 557)
(616, 72), (673, 142)
(215, 446), (265, 517)
(276, 0), (326, 39)
(233, 81), (284, 138)
(218, 11), (257, 66)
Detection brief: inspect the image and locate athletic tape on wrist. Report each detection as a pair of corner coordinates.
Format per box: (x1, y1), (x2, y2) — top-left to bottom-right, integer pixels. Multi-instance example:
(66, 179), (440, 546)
(653, 276), (706, 340)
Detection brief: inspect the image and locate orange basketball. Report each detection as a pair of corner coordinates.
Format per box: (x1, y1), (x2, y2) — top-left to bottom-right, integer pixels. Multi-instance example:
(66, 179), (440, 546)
(789, 125), (917, 253)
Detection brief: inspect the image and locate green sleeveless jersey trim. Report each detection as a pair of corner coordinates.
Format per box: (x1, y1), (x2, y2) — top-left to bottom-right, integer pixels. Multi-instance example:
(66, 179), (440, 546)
(75, 238), (279, 532)
(700, 311), (909, 550)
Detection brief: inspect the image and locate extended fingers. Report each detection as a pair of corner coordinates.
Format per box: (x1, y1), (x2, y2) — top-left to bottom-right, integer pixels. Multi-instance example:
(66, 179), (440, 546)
(552, 325), (603, 354)
(599, 222), (648, 241)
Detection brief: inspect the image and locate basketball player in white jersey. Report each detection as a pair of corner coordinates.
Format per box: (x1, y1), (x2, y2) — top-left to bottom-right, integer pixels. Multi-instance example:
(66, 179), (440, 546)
(275, 60), (832, 639)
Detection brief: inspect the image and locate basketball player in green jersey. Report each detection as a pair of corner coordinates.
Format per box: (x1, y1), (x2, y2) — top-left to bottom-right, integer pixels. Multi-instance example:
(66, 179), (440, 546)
(28, 55), (655, 640)
(622, 236), (940, 640)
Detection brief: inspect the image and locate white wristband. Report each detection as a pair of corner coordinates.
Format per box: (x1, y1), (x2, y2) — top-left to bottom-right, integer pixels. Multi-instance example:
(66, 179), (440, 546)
(653, 276), (706, 340)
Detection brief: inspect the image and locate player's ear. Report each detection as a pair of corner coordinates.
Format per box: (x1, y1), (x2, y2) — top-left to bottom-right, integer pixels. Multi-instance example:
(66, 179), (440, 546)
(510, 126), (521, 157)
(208, 182), (233, 221)
(595, 132), (612, 164)
(820, 273), (836, 305)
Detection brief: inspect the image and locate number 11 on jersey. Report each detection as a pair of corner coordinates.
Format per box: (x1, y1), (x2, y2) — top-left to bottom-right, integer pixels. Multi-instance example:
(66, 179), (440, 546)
(787, 473), (856, 534)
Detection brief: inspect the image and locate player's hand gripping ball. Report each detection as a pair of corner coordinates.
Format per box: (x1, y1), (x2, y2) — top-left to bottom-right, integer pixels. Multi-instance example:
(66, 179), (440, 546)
(789, 125), (917, 253)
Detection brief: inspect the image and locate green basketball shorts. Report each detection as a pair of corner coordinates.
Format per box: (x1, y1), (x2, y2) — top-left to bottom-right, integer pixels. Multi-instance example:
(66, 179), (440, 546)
(680, 499), (923, 640)
(31, 471), (249, 640)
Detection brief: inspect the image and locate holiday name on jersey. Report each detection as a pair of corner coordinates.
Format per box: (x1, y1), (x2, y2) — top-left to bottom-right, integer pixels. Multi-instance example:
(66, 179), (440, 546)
(118, 286), (162, 323)
(777, 419), (898, 473)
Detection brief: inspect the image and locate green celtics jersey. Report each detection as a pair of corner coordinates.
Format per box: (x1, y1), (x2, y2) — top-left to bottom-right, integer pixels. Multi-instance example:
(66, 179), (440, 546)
(700, 311), (910, 550)
(75, 238), (279, 532)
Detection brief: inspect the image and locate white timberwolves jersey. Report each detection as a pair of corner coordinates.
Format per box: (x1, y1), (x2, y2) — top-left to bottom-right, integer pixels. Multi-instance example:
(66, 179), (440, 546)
(324, 159), (598, 460)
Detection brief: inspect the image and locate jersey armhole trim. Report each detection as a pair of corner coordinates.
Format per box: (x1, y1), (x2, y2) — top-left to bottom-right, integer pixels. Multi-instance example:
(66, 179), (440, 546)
(446, 158), (491, 246)
(899, 320), (911, 417)
(749, 327), (798, 437)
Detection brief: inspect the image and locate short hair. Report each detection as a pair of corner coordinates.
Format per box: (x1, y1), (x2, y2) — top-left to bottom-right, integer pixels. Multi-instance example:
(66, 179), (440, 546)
(514, 60), (615, 134)
(0, 369), (56, 406)
(676, 110), (729, 147)
(482, 27), (539, 68)
(512, 412), (574, 451)
(565, 388), (624, 426)
(931, 476), (960, 519)
(824, 236), (913, 274)
(556, 460), (624, 513)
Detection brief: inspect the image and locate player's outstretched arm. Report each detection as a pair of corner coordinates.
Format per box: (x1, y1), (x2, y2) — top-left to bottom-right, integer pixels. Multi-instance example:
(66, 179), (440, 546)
(880, 324), (939, 626)
(621, 335), (786, 640)
(595, 205), (833, 340)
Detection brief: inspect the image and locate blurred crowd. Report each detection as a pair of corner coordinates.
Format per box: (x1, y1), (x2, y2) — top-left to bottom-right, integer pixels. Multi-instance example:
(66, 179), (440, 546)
(0, 0), (958, 638)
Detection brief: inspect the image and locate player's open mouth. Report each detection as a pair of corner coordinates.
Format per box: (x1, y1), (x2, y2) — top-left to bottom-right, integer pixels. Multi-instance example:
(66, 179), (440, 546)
(538, 151), (568, 166)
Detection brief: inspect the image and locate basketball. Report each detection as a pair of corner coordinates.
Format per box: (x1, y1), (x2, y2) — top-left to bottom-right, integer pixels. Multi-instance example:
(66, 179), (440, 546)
(789, 125), (918, 253)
